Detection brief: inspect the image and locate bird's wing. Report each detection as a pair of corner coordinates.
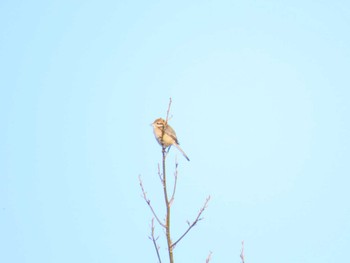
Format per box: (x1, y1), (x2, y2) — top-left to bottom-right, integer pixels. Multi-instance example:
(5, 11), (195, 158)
(165, 125), (179, 144)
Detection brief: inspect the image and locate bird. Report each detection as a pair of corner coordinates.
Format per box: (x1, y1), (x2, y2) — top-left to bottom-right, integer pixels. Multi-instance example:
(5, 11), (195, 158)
(152, 118), (190, 161)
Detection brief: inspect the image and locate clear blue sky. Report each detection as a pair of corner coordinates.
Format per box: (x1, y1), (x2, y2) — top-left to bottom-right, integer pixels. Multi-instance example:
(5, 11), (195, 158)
(1, 1), (350, 262)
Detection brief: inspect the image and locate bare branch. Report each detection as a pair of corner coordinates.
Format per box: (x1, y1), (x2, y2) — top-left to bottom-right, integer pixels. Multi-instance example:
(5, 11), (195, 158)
(161, 145), (174, 263)
(149, 218), (162, 263)
(169, 160), (179, 206)
(172, 195), (211, 248)
(240, 240), (245, 263)
(165, 97), (172, 123)
(139, 175), (166, 228)
(206, 251), (213, 263)
(157, 163), (163, 183)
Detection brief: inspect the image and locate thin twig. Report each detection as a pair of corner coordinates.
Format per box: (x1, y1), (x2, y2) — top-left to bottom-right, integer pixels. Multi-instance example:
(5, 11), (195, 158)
(172, 195), (211, 249)
(149, 218), (162, 263)
(139, 175), (166, 228)
(165, 98), (172, 123)
(157, 163), (163, 183)
(206, 251), (213, 263)
(169, 160), (178, 206)
(240, 240), (245, 263)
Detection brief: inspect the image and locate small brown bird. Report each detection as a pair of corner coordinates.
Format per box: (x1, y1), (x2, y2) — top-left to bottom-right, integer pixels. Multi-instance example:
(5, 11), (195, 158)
(152, 118), (190, 161)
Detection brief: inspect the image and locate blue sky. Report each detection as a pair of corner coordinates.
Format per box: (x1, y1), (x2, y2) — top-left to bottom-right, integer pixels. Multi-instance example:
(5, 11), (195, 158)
(1, 1), (350, 262)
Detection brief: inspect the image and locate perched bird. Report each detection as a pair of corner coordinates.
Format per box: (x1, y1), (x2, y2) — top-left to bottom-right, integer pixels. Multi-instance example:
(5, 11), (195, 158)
(152, 118), (190, 161)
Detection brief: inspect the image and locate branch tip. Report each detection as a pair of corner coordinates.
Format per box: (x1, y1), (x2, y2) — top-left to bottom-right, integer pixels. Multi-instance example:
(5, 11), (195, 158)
(240, 240), (245, 263)
(206, 251), (213, 263)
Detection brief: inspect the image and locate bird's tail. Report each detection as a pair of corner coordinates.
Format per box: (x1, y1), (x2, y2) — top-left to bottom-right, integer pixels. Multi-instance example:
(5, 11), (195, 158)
(174, 143), (190, 161)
